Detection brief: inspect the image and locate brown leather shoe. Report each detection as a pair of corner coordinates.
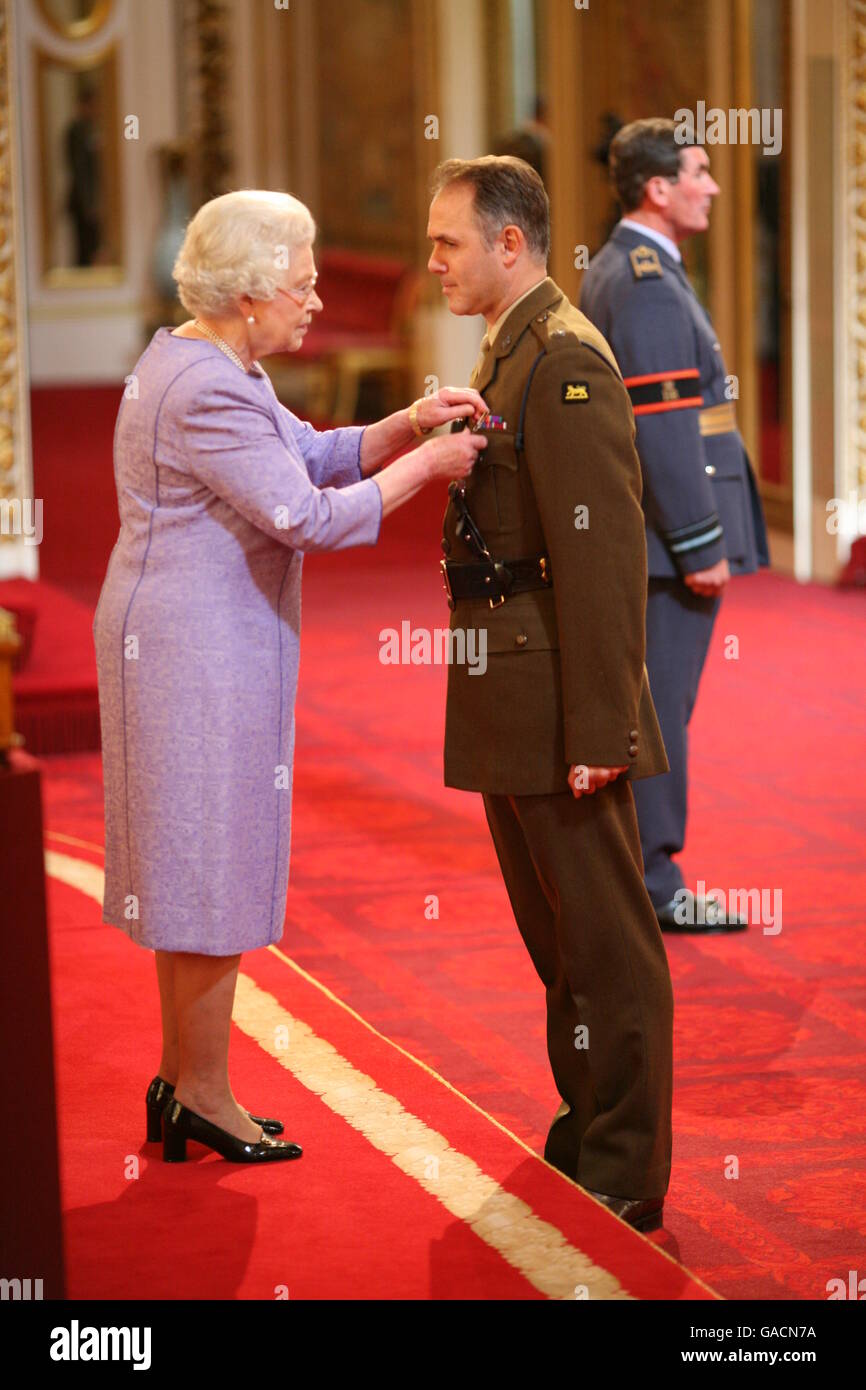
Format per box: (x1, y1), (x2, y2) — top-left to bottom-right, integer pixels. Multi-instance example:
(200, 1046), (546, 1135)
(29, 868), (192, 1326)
(585, 1189), (665, 1232)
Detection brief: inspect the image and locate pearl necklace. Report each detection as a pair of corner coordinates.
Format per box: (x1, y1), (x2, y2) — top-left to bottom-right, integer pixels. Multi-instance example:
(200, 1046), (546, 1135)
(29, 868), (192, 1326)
(193, 319), (251, 373)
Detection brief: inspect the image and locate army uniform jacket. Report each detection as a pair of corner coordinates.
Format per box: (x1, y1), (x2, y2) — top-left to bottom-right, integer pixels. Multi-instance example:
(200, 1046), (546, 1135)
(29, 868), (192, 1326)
(580, 223), (769, 579)
(441, 277), (669, 796)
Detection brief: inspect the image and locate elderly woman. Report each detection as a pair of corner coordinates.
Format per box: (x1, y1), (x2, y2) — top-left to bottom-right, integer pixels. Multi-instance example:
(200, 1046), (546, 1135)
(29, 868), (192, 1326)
(93, 190), (486, 1164)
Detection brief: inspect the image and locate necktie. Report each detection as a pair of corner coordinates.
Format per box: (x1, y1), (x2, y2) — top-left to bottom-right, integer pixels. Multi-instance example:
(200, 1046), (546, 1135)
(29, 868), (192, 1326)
(470, 334), (491, 389)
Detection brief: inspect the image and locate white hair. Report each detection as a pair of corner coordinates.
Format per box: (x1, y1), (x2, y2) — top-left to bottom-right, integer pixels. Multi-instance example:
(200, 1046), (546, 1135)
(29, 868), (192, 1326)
(172, 189), (317, 317)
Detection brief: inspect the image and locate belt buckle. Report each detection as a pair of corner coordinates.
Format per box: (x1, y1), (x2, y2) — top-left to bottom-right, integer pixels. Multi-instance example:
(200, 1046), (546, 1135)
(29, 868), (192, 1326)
(489, 559), (511, 608)
(440, 558), (456, 611)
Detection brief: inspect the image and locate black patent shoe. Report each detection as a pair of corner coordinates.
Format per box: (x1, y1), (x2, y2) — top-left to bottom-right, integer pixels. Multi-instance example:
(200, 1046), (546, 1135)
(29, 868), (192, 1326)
(163, 1099), (303, 1164)
(655, 890), (748, 934)
(585, 1188), (664, 1232)
(145, 1075), (284, 1143)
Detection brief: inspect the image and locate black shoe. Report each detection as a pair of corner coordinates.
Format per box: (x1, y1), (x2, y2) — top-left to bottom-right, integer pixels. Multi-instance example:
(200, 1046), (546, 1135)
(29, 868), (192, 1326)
(655, 890), (748, 934)
(145, 1075), (284, 1143)
(162, 1099), (303, 1164)
(585, 1188), (664, 1232)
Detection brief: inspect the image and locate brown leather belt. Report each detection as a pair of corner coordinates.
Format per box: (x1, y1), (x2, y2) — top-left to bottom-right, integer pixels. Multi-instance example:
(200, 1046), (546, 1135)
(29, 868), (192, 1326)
(441, 555), (551, 610)
(698, 402), (737, 437)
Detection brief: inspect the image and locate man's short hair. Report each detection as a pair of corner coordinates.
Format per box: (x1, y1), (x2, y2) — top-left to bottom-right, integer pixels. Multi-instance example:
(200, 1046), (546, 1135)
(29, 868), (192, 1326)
(431, 155), (550, 262)
(608, 118), (697, 213)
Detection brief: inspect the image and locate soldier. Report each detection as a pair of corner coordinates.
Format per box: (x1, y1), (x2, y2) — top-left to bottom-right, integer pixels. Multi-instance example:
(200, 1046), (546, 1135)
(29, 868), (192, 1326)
(580, 118), (769, 934)
(426, 155), (673, 1229)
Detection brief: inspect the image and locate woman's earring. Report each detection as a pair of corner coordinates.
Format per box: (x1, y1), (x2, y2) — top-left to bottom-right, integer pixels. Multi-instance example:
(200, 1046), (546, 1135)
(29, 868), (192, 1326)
(247, 315), (255, 325)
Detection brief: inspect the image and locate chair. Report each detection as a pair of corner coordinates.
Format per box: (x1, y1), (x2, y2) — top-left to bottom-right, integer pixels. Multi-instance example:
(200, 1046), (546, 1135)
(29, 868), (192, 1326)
(264, 248), (421, 424)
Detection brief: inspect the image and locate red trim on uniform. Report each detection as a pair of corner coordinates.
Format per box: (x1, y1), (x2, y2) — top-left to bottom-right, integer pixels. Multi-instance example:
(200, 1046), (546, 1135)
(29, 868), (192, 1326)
(631, 396), (704, 416)
(622, 369), (701, 387)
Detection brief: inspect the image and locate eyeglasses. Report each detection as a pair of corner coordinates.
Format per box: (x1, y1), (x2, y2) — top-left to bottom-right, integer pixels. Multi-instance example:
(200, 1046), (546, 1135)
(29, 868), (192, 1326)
(276, 273), (319, 305)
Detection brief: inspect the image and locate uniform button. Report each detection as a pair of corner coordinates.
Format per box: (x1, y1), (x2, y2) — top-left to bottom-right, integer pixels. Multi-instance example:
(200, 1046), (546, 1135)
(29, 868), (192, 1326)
(713, 341), (721, 351)
(705, 464), (716, 475)
(551, 328), (566, 337)
(628, 744), (639, 757)
(502, 334), (511, 347)
(629, 728), (639, 740)
(537, 311), (549, 322)
(515, 632), (528, 647)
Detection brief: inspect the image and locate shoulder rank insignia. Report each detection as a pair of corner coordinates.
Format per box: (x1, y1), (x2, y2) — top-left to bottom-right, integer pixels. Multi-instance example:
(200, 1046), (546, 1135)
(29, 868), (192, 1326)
(629, 245), (663, 280)
(562, 381), (590, 403)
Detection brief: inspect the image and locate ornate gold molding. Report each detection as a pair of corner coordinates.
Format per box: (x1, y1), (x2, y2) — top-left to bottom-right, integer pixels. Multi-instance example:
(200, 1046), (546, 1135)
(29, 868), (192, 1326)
(35, 0), (114, 42)
(0, 1), (32, 552)
(845, 0), (866, 497)
(180, 0), (235, 209)
(0, 607), (22, 757)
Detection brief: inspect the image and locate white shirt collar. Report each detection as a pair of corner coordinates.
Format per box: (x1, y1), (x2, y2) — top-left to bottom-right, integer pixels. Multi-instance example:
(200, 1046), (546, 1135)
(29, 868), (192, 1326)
(618, 218), (682, 264)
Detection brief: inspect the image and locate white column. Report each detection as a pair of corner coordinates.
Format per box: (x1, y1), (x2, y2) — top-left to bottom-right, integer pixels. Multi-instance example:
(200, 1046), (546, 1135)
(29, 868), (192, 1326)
(510, 0), (536, 127)
(420, 0), (488, 393)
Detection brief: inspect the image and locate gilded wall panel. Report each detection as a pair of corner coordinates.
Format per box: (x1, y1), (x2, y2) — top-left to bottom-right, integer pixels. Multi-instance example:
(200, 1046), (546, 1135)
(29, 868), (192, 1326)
(313, 0), (422, 259)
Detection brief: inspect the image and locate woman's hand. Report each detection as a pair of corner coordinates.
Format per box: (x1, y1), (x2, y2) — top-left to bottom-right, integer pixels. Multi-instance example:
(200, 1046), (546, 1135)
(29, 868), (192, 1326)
(360, 388), (488, 477)
(372, 415), (486, 519)
(412, 387), (488, 434)
(421, 429), (488, 482)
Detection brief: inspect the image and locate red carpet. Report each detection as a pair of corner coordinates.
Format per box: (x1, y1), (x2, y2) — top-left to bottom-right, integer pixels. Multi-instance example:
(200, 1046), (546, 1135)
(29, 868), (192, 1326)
(19, 379), (866, 1297)
(45, 859), (709, 1300)
(32, 481), (866, 1298)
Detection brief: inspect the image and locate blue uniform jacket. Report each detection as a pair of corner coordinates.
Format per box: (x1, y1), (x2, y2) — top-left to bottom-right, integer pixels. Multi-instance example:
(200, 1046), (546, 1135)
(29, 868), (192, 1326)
(580, 223), (769, 579)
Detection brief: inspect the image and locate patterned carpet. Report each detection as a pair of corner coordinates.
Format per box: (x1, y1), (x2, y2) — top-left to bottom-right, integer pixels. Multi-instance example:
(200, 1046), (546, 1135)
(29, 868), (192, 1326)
(35, 483), (866, 1299)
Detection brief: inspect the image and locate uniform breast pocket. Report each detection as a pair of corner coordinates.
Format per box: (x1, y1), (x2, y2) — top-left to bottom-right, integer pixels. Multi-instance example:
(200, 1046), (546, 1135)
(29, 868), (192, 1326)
(466, 432), (520, 536)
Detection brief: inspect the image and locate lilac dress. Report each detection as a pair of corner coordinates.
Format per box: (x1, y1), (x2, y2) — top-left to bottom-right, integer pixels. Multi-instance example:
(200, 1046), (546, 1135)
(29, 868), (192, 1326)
(93, 328), (382, 954)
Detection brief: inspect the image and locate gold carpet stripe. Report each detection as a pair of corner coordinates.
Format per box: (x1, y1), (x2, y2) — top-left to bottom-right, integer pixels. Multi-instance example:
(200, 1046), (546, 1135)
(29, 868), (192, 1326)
(266, 944), (563, 1162)
(44, 850), (632, 1300)
(46, 831), (107, 855)
(232, 972), (631, 1300)
(264, 944), (721, 1297)
(45, 849), (107, 901)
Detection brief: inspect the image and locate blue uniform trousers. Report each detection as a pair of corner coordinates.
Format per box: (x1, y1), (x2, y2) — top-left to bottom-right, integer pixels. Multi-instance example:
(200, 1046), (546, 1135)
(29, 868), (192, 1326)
(632, 579), (721, 907)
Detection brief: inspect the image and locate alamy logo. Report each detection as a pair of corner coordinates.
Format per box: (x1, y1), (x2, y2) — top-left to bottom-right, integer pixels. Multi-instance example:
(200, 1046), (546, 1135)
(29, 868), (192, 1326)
(674, 880), (782, 934)
(826, 491), (866, 537)
(379, 622), (487, 676)
(49, 1320), (152, 1371)
(826, 1270), (866, 1299)
(0, 498), (43, 546)
(0, 1277), (43, 1299)
(674, 101), (782, 156)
